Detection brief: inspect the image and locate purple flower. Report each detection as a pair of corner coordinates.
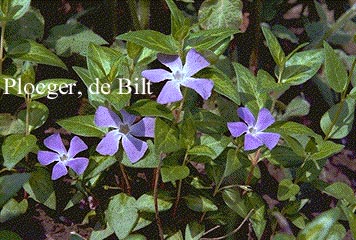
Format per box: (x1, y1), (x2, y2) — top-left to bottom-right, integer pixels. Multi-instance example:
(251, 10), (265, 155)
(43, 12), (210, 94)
(141, 48), (214, 104)
(94, 106), (155, 163)
(38, 134), (89, 180)
(227, 107), (280, 151)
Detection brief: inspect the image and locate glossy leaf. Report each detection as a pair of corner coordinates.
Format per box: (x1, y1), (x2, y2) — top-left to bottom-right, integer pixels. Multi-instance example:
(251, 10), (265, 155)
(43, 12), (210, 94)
(185, 222), (205, 240)
(155, 118), (181, 153)
(18, 101), (48, 132)
(0, 199), (28, 223)
(136, 193), (173, 213)
(198, 0), (242, 30)
(106, 193), (138, 239)
(277, 179), (300, 201)
(57, 115), (107, 138)
(184, 195), (218, 212)
(323, 41), (348, 93)
(23, 167), (56, 210)
(0, 173), (31, 208)
(117, 30), (179, 54)
(324, 182), (356, 204)
(0, 0), (30, 21)
(2, 134), (37, 169)
(31, 78), (77, 100)
(7, 39), (67, 69)
(261, 25), (285, 67)
(320, 98), (355, 139)
(128, 99), (173, 120)
(161, 165), (190, 183)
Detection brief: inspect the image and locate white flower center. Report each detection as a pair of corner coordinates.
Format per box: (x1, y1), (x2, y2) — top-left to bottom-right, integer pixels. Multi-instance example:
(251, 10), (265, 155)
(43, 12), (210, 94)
(60, 154), (68, 162)
(119, 124), (130, 134)
(248, 127), (257, 134)
(173, 70), (185, 82)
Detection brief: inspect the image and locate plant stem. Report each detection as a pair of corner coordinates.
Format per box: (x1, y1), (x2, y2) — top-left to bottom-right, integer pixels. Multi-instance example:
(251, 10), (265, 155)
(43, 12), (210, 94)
(0, 21), (6, 100)
(154, 155), (164, 240)
(243, 149), (261, 195)
(119, 163), (131, 194)
(25, 95), (31, 136)
(127, 0), (142, 31)
(172, 150), (189, 217)
(201, 209), (254, 240)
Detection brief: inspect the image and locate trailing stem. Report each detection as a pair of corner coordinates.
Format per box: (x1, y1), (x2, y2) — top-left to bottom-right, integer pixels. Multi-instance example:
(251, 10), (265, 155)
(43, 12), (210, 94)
(154, 155), (164, 240)
(172, 149), (189, 217)
(243, 148), (261, 195)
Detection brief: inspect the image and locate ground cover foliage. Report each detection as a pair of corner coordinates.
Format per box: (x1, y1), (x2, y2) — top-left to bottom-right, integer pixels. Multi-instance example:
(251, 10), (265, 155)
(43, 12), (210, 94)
(1, 0), (356, 239)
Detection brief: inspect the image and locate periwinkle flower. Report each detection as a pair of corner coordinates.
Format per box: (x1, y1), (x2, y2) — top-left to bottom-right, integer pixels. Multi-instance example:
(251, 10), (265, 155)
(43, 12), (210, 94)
(141, 48), (214, 104)
(38, 133), (89, 180)
(227, 107), (280, 151)
(95, 106), (155, 163)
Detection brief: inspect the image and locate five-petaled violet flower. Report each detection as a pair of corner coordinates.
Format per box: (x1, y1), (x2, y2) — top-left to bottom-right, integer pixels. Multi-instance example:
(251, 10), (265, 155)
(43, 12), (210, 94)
(38, 133), (89, 180)
(227, 107), (280, 151)
(94, 106), (155, 163)
(141, 48), (214, 104)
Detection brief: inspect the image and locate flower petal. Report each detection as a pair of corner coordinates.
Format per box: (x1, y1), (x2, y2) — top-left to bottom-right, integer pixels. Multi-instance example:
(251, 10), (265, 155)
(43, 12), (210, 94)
(94, 106), (122, 128)
(157, 81), (183, 104)
(256, 132), (280, 150)
(51, 162), (68, 180)
(141, 69), (173, 83)
(38, 151), (59, 165)
(44, 133), (67, 155)
(183, 49), (210, 77)
(66, 157), (89, 175)
(181, 78), (213, 100)
(237, 107), (255, 127)
(227, 122), (248, 137)
(122, 134), (148, 163)
(68, 136), (88, 159)
(157, 53), (182, 72)
(130, 117), (155, 138)
(255, 108), (275, 131)
(96, 130), (122, 156)
(244, 133), (263, 151)
(120, 109), (136, 126)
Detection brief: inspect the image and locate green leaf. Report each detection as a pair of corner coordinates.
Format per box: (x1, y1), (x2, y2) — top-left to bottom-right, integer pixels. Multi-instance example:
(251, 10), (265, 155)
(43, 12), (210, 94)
(341, 205), (356, 239)
(46, 21), (108, 57)
(198, 67), (240, 104)
(2, 134), (37, 169)
(185, 222), (205, 240)
(6, 6), (44, 42)
(123, 234), (146, 240)
(136, 193), (173, 213)
(87, 43), (123, 81)
(324, 182), (356, 204)
(117, 30), (179, 54)
(297, 208), (341, 240)
(268, 146), (304, 167)
(57, 115), (106, 138)
(0, 230), (22, 240)
(311, 140), (344, 160)
(128, 99), (173, 120)
(122, 140), (159, 168)
(184, 195), (218, 212)
(323, 41), (348, 93)
(187, 28), (239, 51)
(31, 78), (77, 100)
(232, 62), (268, 108)
(282, 49), (324, 85)
(90, 225), (114, 240)
(161, 165), (190, 183)
(84, 155), (117, 180)
(277, 179), (300, 201)
(280, 96), (310, 120)
(7, 39), (67, 69)
(273, 233), (296, 240)
(165, 0), (191, 41)
(179, 117), (196, 148)
(222, 189), (248, 218)
(106, 193), (138, 239)
(198, 0), (242, 30)
(18, 101), (48, 132)
(23, 167), (56, 210)
(269, 121), (318, 138)
(0, 198), (27, 223)
(272, 24), (298, 43)
(223, 148), (242, 178)
(188, 145), (215, 157)
(200, 134), (231, 159)
(0, 113), (25, 136)
(0, 173), (31, 208)
(155, 118), (181, 153)
(193, 110), (227, 134)
(261, 25), (285, 67)
(320, 98), (355, 139)
(327, 223), (346, 240)
(0, 0), (30, 21)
